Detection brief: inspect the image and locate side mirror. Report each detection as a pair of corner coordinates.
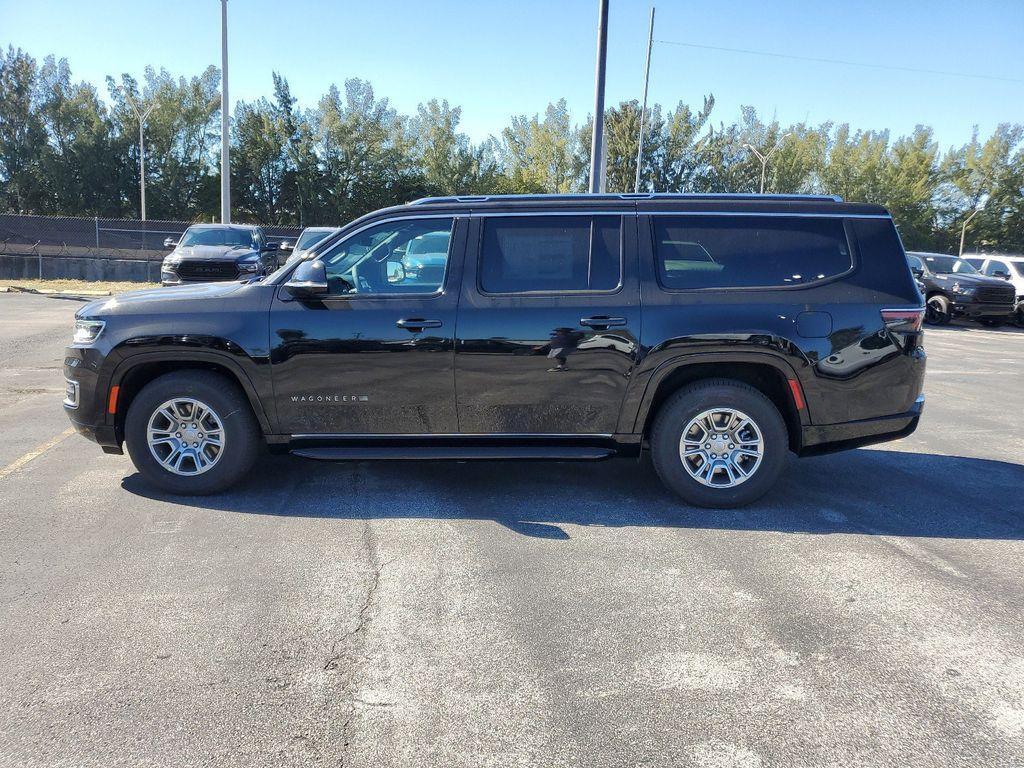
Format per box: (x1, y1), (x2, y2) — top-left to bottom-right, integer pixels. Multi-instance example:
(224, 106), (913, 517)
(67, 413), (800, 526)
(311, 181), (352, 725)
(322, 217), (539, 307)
(386, 261), (406, 283)
(164, 237), (178, 249)
(993, 270), (1010, 280)
(279, 241), (294, 252)
(910, 266), (924, 278)
(284, 259), (329, 298)
(262, 242), (279, 252)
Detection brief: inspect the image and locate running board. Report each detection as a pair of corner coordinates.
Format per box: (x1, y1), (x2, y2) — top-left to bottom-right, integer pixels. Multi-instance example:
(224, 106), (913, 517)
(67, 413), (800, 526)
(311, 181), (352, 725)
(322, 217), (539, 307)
(290, 445), (616, 461)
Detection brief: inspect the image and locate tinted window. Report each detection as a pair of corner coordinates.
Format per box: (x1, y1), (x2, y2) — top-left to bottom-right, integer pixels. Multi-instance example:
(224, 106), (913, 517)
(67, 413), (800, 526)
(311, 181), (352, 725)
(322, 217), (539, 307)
(653, 216), (851, 290)
(318, 218), (453, 295)
(907, 255), (924, 271)
(179, 226), (253, 247)
(480, 216), (621, 293)
(983, 260), (1009, 276)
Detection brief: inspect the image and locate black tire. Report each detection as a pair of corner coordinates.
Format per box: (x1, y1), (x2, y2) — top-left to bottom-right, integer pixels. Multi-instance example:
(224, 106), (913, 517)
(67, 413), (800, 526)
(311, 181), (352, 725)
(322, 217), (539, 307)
(925, 294), (952, 325)
(650, 379), (790, 508)
(979, 318), (1004, 328)
(125, 370), (261, 495)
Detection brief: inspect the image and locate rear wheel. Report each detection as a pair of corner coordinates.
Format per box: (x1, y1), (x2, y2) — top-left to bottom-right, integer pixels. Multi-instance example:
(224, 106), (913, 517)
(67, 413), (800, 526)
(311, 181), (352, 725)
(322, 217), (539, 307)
(125, 370), (260, 494)
(925, 294), (952, 325)
(650, 379), (789, 508)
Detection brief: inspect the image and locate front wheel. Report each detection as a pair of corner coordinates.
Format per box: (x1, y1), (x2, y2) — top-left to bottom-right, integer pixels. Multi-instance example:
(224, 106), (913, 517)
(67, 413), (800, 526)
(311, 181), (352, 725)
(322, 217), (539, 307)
(650, 379), (790, 508)
(125, 370), (261, 494)
(925, 294), (952, 325)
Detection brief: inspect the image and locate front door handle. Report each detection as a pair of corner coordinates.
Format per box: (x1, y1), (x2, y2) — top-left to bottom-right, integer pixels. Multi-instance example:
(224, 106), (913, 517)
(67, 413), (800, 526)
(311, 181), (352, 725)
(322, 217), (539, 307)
(396, 318), (443, 331)
(580, 316), (627, 329)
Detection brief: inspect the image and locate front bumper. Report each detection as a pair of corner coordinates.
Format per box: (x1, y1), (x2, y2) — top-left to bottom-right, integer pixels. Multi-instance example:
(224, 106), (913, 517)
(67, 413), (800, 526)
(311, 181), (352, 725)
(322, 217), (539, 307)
(951, 298), (1015, 319)
(799, 394), (924, 456)
(63, 348), (123, 453)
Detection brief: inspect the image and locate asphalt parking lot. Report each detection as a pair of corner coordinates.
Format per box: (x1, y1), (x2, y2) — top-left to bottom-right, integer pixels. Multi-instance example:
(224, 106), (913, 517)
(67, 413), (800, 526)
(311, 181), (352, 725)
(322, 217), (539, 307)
(0, 291), (1022, 768)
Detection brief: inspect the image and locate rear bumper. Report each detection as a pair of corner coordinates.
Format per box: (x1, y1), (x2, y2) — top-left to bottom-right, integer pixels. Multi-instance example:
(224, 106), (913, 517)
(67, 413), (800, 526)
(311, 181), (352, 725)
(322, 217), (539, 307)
(799, 394), (924, 456)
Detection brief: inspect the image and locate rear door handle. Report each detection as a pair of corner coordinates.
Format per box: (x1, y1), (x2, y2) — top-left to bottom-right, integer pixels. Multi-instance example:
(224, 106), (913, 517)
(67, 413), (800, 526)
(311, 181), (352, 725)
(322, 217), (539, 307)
(396, 318), (442, 331)
(580, 316), (627, 329)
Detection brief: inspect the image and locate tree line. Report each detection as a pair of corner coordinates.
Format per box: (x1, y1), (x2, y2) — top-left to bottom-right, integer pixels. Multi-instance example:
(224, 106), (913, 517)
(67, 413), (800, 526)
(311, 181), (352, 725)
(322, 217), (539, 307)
(1, 46), (1021, 253)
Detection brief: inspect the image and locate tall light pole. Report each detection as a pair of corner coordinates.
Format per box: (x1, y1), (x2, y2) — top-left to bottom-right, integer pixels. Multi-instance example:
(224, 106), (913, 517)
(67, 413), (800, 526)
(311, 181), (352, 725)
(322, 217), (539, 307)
(589, 0), (609, 194)
(125, 95), (156, 220)
(744, 133), (792, 194)
(635, 6), (655, 193)
(959, 196), (988, 256)
(220, 0), (231, 223)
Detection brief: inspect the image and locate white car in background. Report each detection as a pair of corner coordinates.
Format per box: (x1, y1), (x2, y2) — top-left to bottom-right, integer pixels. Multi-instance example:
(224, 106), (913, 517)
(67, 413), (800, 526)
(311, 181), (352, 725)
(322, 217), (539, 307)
(963, 254), (1024, 326)
(279, 227), (338, 266)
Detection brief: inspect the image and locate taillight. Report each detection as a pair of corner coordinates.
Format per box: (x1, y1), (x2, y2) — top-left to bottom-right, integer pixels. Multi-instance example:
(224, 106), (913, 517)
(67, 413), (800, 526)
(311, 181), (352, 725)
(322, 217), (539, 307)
(881, 308), (925, 333)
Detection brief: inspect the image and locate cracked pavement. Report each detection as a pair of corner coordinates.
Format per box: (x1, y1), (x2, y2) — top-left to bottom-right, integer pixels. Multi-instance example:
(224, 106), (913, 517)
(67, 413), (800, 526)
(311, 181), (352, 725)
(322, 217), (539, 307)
(1, 292), (1023, 767)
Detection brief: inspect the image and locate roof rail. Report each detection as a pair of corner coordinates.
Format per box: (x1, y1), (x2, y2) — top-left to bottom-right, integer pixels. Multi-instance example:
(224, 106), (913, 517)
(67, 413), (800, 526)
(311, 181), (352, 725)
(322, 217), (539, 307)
(408, 192), (844, 205)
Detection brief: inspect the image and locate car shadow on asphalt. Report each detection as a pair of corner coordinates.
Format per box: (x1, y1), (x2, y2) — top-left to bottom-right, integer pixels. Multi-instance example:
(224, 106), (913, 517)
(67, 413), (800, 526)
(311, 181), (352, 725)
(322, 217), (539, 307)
(121, 448), (1024, 541)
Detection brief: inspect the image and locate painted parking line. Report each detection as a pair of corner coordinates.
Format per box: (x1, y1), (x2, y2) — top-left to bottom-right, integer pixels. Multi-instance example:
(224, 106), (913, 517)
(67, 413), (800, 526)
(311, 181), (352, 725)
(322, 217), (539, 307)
(0, 427), (75, 481)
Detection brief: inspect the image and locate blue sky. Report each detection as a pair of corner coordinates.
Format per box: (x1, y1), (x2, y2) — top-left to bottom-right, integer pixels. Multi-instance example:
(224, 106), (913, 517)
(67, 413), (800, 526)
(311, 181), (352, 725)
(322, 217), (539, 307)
(2, 0), (1021, 149)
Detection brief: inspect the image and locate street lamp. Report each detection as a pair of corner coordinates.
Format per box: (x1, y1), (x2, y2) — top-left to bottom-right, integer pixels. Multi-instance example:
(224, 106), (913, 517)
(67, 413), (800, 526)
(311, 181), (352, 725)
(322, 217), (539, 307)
(220, 0), (231, 223)
(958, 196), (988, 256)
(125, 94), (156, 221)
(744, 133), (792, 194)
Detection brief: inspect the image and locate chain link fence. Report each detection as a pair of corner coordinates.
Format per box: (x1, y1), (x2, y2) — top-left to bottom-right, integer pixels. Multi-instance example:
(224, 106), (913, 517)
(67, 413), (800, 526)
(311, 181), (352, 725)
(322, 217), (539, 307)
(0, 214), (304, 283)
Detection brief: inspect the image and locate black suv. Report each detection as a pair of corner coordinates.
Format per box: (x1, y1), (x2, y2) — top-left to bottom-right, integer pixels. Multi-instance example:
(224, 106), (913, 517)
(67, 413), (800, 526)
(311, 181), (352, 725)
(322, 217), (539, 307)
(64, 194), (925, 508)
(160, 224), (279, 285)
(906, 251), (1015, 326)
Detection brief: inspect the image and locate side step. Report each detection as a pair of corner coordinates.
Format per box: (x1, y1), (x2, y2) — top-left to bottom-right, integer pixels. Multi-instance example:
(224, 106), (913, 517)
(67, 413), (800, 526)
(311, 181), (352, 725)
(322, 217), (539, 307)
(291, 446), (616, 461)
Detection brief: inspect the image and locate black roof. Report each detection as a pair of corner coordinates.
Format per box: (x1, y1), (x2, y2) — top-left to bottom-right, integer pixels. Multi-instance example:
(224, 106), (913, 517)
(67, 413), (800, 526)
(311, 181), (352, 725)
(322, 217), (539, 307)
(398, 192), (888, 217)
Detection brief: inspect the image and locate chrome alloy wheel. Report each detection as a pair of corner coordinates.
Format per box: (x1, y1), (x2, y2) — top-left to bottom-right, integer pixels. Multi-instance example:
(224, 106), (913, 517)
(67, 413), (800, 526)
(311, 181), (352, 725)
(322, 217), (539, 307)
(147, 398), (225, 476)
(679, 408), (764, 488)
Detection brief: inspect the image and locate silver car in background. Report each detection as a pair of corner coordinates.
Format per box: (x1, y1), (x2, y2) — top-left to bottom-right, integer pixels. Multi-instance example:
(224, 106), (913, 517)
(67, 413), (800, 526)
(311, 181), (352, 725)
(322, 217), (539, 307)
(279, 226), (338, 266)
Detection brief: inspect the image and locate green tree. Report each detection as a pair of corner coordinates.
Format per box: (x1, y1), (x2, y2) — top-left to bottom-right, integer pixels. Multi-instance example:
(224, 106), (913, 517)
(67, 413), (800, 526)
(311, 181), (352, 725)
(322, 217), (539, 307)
(502, 99), (584, 193)
(0, 47), (48, 213)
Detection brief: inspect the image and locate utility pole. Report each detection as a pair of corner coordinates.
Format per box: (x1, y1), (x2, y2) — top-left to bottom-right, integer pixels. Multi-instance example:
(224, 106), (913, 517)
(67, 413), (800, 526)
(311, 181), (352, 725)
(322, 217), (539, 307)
(635, 6), (655, 193)
(744, 133), (791, 194)
(125, 94), (156, 220)
(959, 197), (988, 256)
(220, 0), (231, 223)
(589, 0), (609, 194)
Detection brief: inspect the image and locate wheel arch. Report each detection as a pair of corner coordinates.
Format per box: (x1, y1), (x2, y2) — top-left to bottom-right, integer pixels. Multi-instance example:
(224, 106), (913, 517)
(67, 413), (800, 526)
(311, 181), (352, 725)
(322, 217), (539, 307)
(632, 354), (807, 453)
(107, 351), (273, 444)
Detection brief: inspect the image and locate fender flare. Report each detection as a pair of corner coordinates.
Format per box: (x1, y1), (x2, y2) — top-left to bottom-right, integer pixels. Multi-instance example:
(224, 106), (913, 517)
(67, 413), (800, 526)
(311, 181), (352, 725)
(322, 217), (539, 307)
(627, 350), (810, 435)
(104, 348), (273, 436)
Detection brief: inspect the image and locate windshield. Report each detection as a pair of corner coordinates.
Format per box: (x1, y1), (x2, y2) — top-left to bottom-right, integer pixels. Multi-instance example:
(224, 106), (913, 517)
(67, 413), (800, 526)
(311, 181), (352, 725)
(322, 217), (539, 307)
(180, 226), (254, 248)
(295, 229), (333, 251)
(923, 255), (979, 275)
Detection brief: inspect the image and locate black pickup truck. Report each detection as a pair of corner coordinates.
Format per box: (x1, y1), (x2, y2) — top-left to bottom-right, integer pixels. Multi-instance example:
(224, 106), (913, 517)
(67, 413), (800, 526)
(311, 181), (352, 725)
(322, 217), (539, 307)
(63, 194), (925, 508)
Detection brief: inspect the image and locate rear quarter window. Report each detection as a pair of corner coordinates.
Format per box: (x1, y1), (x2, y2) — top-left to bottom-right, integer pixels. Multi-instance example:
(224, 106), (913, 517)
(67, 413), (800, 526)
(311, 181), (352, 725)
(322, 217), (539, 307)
(652, 216), (852, 290)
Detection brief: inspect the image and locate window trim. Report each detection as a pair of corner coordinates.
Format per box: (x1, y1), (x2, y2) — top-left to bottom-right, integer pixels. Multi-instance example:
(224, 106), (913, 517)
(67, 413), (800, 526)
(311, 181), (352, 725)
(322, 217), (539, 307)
(649, 213), (858, 293)
(310, 215), (458, 301)
(476, 214), (626, 297)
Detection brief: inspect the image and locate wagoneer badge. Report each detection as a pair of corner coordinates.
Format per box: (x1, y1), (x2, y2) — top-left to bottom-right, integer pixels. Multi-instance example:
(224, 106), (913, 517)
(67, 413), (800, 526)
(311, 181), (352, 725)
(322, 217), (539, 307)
(290, 394), (369, 403)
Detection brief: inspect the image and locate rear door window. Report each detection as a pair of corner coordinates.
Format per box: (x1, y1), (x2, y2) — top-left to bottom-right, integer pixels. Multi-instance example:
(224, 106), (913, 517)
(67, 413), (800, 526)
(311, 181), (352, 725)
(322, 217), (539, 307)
(652, 216), (852, 290)
(479, 216), (621, 294)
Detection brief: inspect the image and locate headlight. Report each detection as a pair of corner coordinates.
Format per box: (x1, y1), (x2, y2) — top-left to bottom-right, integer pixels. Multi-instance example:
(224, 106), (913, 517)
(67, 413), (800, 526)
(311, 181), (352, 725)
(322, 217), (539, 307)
(238, 261), (258, 272)
(72, 319), (105, 345)
(950, 282), (974, 295)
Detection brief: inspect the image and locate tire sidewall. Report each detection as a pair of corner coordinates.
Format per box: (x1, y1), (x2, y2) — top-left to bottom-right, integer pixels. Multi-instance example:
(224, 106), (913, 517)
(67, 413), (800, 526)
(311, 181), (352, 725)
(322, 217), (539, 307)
(125, 372), (259, 495)
(926, 294), (951, 325)
(650, 381), (789, 508)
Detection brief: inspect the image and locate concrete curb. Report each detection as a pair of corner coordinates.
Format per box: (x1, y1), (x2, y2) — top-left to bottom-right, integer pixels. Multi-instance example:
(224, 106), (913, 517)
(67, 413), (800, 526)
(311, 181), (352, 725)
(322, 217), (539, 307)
(0, 284), (112, 297)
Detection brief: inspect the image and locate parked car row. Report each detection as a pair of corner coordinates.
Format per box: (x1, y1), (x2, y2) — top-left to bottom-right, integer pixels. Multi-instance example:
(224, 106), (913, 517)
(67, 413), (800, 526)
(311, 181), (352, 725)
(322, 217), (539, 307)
(160, 225), (340, 285)
(906, 251), (1021, 327)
